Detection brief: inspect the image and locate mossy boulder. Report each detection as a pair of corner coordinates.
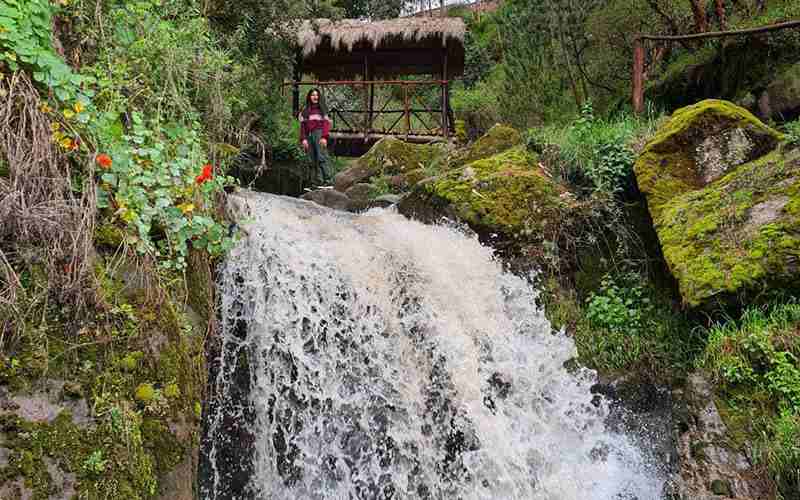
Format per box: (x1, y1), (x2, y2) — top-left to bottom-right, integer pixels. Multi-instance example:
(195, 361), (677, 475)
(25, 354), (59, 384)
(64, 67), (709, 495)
(635, 100), (799, 307)
(399, 146), (567, 241)
(333, 137), (445, 192)
(635, 100), (782, 220)
(462, 124), (522, 164)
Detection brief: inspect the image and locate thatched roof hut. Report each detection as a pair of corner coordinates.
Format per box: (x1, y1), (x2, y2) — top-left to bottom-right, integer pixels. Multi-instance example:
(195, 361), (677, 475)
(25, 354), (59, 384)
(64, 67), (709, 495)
(296, 18), (466, 79)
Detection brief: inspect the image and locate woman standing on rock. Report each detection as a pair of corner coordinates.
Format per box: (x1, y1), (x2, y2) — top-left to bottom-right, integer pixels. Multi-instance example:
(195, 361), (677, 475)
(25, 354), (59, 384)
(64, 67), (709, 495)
(299, 88), (333, 188)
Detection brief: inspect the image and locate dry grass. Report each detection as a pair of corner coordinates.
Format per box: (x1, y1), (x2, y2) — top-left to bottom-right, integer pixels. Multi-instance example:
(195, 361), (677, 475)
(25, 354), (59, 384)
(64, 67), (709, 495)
(297, 17), (466, 56)
(0, 72), (97, 345)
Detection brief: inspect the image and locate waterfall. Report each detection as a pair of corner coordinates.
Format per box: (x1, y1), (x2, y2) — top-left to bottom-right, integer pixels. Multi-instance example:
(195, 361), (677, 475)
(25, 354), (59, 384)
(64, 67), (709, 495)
(200, 191), (666, 500)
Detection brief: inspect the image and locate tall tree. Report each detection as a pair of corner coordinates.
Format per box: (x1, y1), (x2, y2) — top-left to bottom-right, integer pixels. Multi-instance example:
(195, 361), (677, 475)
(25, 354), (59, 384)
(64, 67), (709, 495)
(714, 0), (726, 29)
(688, 0), (708, 32)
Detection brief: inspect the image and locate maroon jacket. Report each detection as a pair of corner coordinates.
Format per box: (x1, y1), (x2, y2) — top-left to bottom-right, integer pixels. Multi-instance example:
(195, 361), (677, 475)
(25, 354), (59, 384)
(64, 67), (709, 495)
(299, 104), (331, 143)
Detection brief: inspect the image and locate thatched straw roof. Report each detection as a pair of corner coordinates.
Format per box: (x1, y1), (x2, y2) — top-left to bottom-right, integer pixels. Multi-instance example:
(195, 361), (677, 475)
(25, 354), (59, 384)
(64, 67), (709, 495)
(297, 17), (466, 58)
(296, 18), (466, 79)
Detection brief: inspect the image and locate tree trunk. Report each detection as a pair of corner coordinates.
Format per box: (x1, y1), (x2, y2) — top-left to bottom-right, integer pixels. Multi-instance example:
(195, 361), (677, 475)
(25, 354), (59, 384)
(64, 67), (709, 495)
(688, 0), (708, 33)
(714, 0), (726, 30)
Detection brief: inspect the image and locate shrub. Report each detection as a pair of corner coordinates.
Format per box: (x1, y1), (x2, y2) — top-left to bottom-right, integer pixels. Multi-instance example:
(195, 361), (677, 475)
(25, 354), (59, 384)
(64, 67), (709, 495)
(785, 119), (800, 146)
(565, 271), (700, 378)
(527, 102), (662, 195)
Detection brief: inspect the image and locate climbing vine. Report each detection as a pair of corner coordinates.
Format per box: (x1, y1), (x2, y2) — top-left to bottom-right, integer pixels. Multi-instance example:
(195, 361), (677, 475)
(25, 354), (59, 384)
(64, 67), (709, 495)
(0, 0), (236, 270)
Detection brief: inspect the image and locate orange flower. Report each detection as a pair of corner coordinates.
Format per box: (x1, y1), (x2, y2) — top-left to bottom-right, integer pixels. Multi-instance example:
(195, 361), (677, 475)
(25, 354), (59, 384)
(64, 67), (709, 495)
(96, 154), (113, 169)
(195, 164), (213, 185)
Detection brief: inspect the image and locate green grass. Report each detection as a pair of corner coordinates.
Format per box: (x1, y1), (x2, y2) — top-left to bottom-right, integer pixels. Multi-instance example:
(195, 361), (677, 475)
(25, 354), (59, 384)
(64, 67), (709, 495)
(526, 103), (665, 194)
(700, 301), (800, 498)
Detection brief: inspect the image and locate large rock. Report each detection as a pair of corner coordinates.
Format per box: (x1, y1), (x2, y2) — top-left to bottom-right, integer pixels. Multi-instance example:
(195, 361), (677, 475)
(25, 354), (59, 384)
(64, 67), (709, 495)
(301, 188), (351, 211)
(664, 374), (770, 500)
(333, 137), (445, 192)
(344, 183), (373, 212)
(461, 123), (522, 164)
(399, 146), (567, 242)
(758, 62), (800, 121)
(635, 100), (799, 307)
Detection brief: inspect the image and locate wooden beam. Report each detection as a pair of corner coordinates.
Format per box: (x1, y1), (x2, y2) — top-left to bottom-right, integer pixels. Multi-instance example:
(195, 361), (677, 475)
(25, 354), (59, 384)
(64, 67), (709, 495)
(632, 20), (800, 114)
(639, 19), (800, 41)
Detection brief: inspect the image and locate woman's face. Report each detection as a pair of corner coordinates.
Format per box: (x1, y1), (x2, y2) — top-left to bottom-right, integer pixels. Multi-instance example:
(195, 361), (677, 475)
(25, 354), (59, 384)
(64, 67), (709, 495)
(310, 91), (320, 104)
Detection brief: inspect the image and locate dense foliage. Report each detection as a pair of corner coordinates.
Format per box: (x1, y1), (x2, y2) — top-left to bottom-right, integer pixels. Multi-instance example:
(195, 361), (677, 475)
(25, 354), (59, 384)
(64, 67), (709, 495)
(702, 303), (800, 495)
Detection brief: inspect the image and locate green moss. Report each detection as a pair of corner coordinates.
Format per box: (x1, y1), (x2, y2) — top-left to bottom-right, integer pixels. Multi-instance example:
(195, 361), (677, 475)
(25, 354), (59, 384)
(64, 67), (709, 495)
(463, 124), (522, 164)
(635, 99), (783, 220)
(163, 383), (180, 400)
(0, 251), (207, 498)
(653, 145), (800, 307)
(634, 101), (798, 307)
(422, 146), (564, 236)
(135, 383), (156, 403)
(0, 156), (9, 178)
(360, 137), (444, 176)
(0, 409), (158, 499)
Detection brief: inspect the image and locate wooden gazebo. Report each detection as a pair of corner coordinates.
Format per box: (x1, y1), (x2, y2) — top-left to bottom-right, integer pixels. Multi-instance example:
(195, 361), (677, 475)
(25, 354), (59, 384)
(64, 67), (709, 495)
(290, 17), (466, 153)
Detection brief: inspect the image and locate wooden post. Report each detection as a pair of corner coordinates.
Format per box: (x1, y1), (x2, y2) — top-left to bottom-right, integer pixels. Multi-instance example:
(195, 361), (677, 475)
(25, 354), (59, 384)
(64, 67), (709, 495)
(363, 55), (370, 140)
(441, 49), (448, 136)
(367, 55), (374, 136)
(404, 83), (411, 138)
(632, 37), (645, 115)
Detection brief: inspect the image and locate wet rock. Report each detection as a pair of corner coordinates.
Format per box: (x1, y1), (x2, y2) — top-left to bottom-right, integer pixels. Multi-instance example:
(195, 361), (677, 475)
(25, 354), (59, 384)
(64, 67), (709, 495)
(667, 373), (769, 500)
(369, 194), (402, 208)
(301, 188), (352, 211)
(344, 183), (373, 211)
(333, 137), (445, 192)
(1, 380), (91, 427)
(399, 146), (568, 246)
(634, 100), (799, 307)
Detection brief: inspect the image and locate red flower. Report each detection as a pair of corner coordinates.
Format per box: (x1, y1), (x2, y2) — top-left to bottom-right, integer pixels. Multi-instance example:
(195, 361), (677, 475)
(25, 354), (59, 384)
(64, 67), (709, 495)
(196, 164), (213, 185)
(96, 153), (112, 169)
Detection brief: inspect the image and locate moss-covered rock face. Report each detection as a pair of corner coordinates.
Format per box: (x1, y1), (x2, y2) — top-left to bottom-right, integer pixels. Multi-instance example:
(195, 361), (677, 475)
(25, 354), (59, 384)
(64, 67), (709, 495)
(333, 137), (445, 192)
(636, 100), (799, 307)
(399, 146), (566, 240)
(462, 124), (522, 165)
(635, 100), (783, 220)
(0, 251), (208, 499)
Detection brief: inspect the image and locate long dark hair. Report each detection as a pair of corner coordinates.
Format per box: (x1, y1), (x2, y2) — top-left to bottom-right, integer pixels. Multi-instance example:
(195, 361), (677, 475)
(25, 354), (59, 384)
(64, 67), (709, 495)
(301, 88), (328, 119)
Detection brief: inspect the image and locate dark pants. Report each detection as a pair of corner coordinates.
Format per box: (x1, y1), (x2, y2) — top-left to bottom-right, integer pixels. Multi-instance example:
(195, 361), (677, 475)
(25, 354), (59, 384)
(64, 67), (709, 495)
(308, 129), (332, 185)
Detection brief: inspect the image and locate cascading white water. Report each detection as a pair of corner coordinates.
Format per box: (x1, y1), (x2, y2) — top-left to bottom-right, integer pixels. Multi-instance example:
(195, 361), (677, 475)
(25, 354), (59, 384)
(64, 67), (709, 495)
(203, 190), (666, 500)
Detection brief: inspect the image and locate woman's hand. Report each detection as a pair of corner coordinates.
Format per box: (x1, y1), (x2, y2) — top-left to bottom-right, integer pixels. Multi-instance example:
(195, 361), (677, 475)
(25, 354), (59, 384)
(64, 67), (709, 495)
(302, 139), (309, 151)
(320, 138), (328, 148)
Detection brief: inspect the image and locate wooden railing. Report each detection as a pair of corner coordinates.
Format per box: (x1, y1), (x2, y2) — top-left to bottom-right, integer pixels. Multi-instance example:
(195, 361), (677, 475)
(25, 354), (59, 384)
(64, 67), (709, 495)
(285, 80), (454, 140)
